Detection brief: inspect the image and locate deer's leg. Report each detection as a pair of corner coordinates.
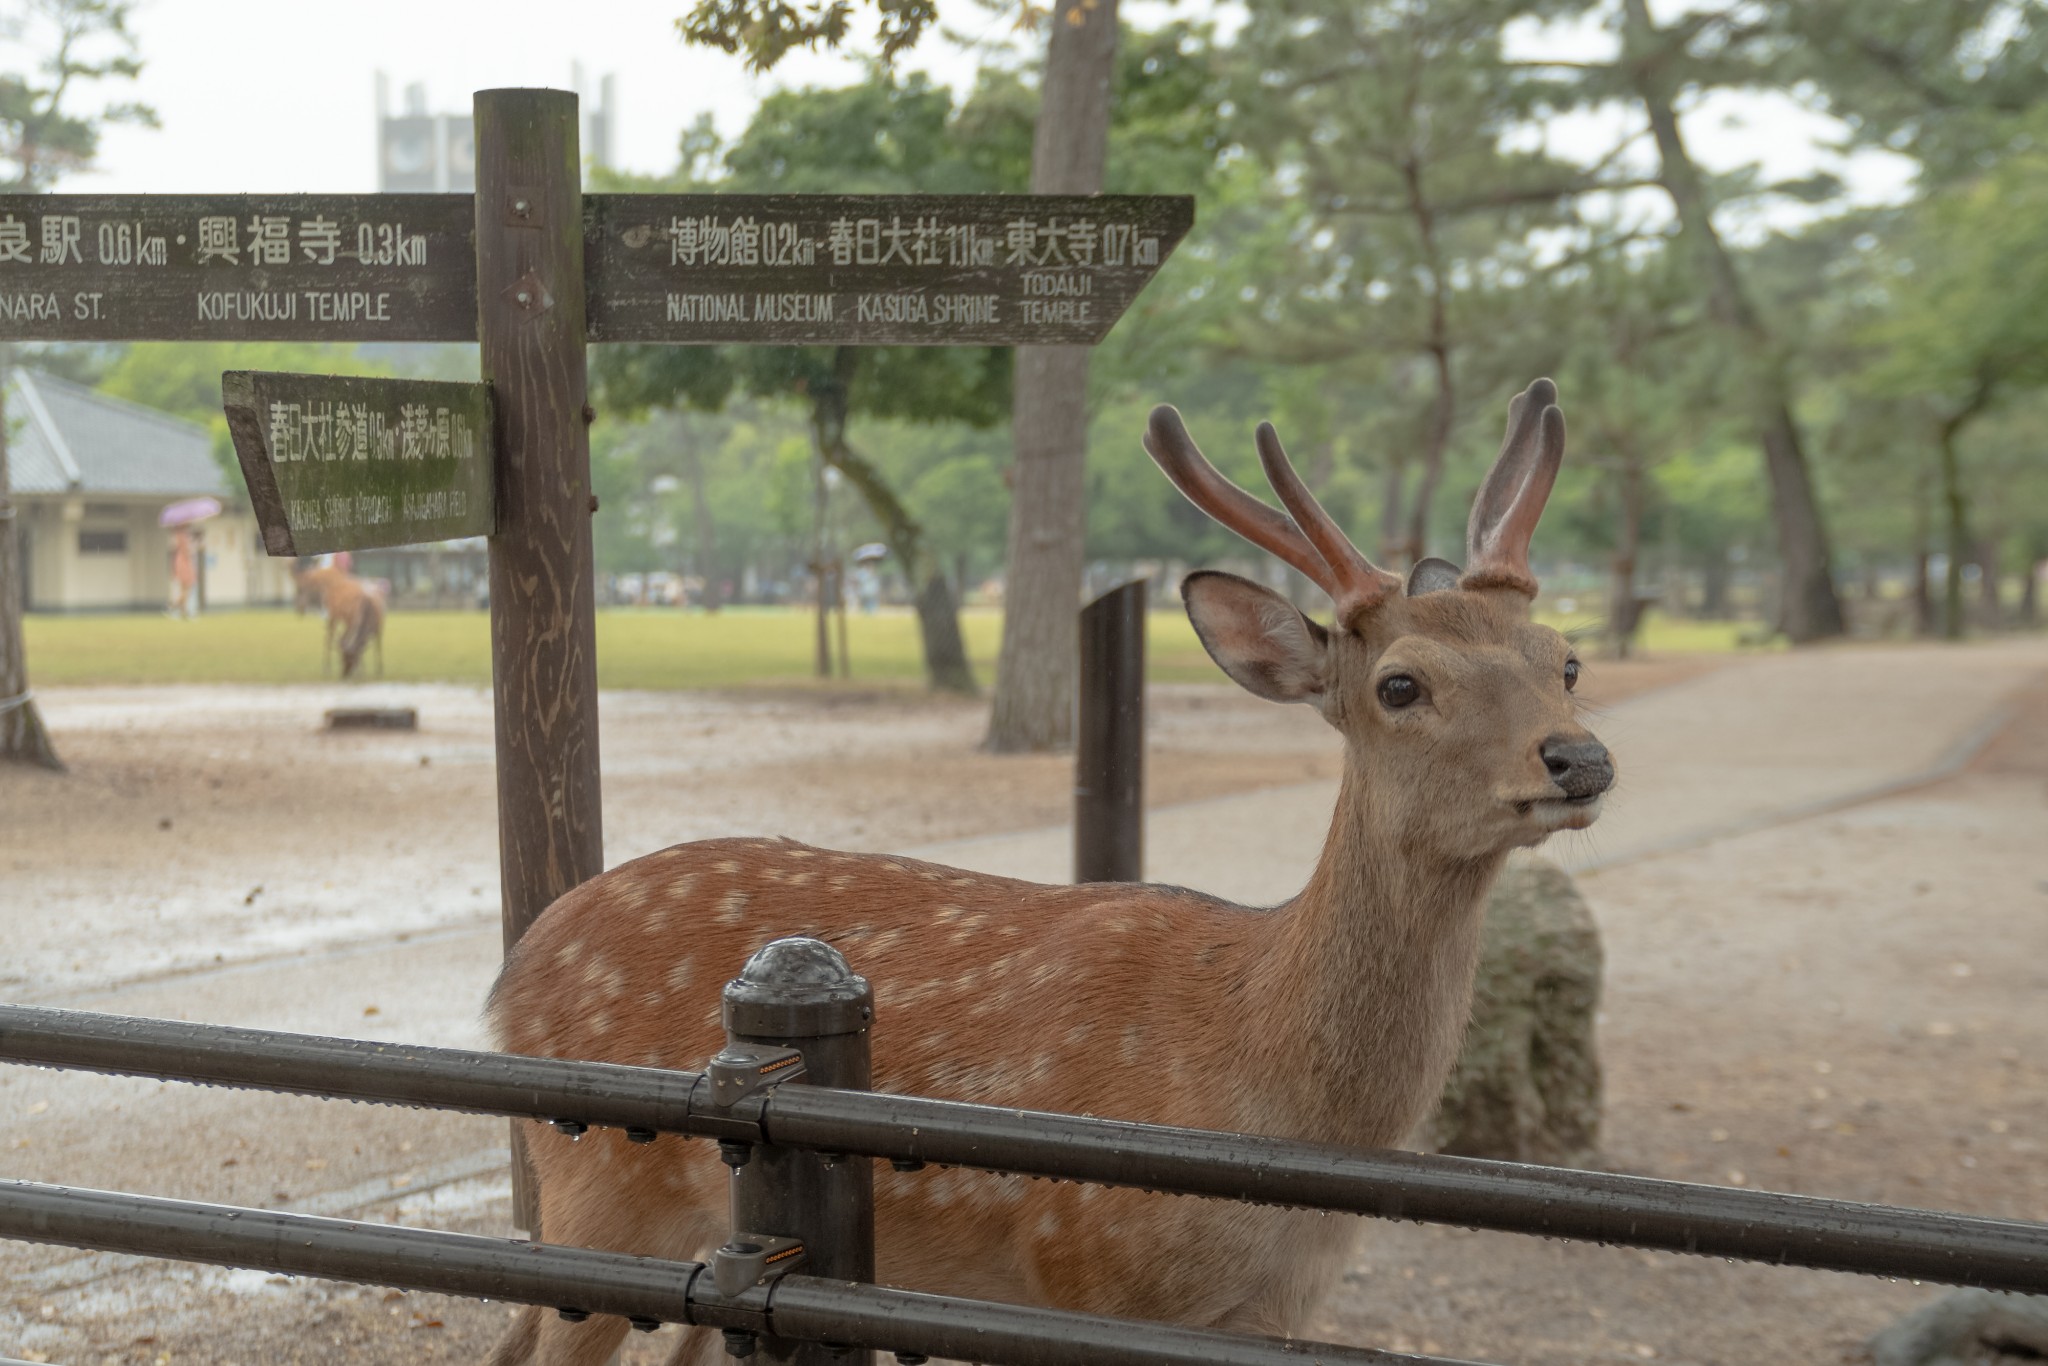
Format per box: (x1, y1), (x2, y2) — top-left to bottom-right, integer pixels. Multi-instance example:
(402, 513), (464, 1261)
(482, 1304), (544, 1366)
(493, 1131), (722, 1366)
(657, 1324), (723, 1366)
(498, 1309), (630, 1366)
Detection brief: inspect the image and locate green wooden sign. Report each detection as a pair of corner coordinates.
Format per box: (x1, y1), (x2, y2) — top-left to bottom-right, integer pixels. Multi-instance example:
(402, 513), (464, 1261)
(222, 371), (496, 555)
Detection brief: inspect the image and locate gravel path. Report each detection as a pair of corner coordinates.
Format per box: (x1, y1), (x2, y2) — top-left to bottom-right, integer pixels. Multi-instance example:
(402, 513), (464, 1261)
(2, 641), (2044, 1364)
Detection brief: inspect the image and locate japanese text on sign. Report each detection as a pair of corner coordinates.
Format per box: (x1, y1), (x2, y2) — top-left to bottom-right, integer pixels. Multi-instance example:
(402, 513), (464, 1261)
(663, 212), (1160, 272)
(260, 399), (483, 465)
(0, 211), (434, 271)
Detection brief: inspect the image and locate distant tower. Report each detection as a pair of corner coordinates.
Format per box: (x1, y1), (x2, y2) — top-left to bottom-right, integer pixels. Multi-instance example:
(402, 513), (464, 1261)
(589, 74), (618, 168)
(376, 70), (612, 192)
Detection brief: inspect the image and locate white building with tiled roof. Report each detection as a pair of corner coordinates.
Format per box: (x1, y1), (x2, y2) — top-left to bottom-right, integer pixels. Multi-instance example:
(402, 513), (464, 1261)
(8, 368), (293, 611)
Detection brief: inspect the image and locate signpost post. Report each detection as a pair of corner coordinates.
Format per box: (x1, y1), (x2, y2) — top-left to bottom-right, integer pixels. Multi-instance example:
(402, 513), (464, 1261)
(0, 87), (1193, 1232)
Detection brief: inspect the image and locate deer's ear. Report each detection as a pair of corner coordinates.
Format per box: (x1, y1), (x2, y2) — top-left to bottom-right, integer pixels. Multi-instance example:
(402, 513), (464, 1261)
(1182, 571), (1330, 705)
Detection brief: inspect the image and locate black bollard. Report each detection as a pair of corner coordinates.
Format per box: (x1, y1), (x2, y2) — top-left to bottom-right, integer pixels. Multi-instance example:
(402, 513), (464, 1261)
(718, 937), (875, 1365)
(1075, 578), (1148, 884)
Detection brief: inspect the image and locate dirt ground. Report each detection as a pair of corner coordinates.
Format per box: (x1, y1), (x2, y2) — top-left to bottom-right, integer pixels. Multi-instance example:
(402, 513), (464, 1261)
(0, 656), (1709, 1002)
(3, 648), (2043, 1366)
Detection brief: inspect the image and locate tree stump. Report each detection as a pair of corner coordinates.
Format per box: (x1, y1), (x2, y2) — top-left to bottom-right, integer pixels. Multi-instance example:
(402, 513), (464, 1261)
(1421, 856), (1604, 1165)
(1870, 1289), (2048, 1366)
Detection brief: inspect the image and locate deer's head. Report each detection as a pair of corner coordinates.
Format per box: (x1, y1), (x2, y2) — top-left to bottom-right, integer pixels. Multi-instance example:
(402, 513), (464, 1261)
(1146, 379), (1611, 859)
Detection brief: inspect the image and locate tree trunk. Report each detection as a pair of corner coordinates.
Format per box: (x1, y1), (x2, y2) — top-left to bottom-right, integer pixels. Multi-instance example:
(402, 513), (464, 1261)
(1927, 385), (1995, 642)
(986, 0), (1119, 752)
(1621, 0), (1844, 643)
(834, 563), (851, 679)
(913, 569), (974, 688)
(811, 349), (977, 695)
(1975, 535), (2002, 628)
(1400, 155), (1455, 569)
(1377, 445), (1409, 569)
(811, 445), (833, 678)
(0, 351), (63, 771)
(686, 442), (720, 612)
(1912, 466), (1935, 636)
(1937, 416), (1970, 642)
(1700, 550), (1729, 620)
(1403, 344), (1455, 567)
(2021, 544), (2040, 628)
(1609, 452), (1646, 659)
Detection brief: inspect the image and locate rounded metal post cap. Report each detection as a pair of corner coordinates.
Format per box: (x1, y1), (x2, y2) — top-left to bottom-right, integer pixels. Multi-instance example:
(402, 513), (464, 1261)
(722, 936), (873, 1039)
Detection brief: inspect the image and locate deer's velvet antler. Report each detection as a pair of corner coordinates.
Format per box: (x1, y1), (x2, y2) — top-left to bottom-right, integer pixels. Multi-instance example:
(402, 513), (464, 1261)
(1460, 378), (1567, 598)
(1144, 405), (1400, 625)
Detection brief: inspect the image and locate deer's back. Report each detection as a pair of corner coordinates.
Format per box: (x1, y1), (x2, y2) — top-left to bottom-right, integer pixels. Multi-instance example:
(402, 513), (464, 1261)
(492, 836), (1271, 1127)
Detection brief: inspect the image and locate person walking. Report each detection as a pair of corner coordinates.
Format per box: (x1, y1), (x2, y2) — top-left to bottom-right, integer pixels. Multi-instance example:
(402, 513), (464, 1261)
(168, 527), (198, 620)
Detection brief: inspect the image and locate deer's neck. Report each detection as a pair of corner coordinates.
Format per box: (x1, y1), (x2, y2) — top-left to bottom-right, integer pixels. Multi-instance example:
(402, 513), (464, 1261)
(1241, 764), (1505, 1147)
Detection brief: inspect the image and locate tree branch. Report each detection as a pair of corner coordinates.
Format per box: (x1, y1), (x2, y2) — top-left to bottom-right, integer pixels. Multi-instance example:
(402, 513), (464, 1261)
(1326, 175), (1667, 217)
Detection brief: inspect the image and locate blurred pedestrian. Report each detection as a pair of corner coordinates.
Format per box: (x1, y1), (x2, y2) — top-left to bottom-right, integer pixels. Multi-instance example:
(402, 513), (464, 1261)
(168, 527), (198, 619)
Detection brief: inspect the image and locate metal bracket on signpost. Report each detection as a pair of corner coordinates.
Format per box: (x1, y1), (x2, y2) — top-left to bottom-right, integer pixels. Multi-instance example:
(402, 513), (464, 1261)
(707, 1042), (808, 1171)
(709, 1043), (808, 1107)
(712, 1234), (807, 1295)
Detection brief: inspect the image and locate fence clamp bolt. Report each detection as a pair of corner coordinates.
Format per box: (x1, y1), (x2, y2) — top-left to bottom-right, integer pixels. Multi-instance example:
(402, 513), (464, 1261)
(707, 1043), (807, 1108)
(712, 1234), (806, 1296)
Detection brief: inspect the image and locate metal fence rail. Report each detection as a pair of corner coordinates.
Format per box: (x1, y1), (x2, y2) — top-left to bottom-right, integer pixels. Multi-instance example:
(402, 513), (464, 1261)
(0, 1179), (1472, 1366)
(3, 1002), (2045, 1293)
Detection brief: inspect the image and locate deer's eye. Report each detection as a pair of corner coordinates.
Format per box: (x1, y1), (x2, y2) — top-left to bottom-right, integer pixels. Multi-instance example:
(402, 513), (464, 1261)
(1377, 674), (1421, 710)
(1564, 659), (1581, 692)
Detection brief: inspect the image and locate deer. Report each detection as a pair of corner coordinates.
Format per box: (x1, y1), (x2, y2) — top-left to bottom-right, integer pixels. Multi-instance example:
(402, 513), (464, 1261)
(483, 379), (1612, 1366)
(290, 557), (386, 680)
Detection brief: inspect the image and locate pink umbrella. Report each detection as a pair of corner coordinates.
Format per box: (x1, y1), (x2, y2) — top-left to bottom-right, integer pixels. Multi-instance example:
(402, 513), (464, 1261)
(158, 496), (222, 528)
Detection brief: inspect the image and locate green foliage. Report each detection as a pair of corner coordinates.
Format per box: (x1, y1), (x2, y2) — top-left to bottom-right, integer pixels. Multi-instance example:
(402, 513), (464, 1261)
(1774, 1), (2048, 178)
(594, 67), (1025, 434)
(589, 32), (1240, 628)
(0, 0), (157, 191)
(676, 0), (940, 74)
(97, 343), (396, 489)
(1867, 113), (2048, 403)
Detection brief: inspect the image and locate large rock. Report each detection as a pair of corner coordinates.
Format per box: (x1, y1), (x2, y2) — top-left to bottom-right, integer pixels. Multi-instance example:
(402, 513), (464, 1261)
(1420, 856), (1604, 1165)
(1870, 1290), (2048, 1366)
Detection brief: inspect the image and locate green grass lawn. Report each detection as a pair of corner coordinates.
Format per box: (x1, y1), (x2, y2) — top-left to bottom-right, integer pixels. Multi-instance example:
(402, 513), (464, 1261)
(21, 603), (1756, 691)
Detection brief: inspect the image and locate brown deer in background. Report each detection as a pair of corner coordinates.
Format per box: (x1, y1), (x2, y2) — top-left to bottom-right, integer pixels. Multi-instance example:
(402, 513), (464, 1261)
(290, 558), (385, 680)
(485, 379), (1612, 1366)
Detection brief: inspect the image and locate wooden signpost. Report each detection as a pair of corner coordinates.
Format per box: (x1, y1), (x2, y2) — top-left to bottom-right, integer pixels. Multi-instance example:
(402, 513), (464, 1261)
(0, 88), (1192, 1229)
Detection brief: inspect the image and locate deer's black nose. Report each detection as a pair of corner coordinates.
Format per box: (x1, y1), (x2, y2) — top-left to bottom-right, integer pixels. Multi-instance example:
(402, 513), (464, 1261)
(1541, 736), (1614, 799)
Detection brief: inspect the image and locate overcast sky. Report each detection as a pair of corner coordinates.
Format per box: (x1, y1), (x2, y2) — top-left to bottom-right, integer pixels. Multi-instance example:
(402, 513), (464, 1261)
(18, 0), (1914, 235)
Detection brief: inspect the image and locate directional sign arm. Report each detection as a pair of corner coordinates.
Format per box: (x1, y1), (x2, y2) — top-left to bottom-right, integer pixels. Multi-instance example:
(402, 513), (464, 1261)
(222, 371), (497, 556)
(0, 193), (1192, 347)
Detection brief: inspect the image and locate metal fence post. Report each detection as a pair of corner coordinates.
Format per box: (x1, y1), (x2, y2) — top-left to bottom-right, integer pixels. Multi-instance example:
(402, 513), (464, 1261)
(718, 937), (875, 1365)
(1075, 578), (1148, 884)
